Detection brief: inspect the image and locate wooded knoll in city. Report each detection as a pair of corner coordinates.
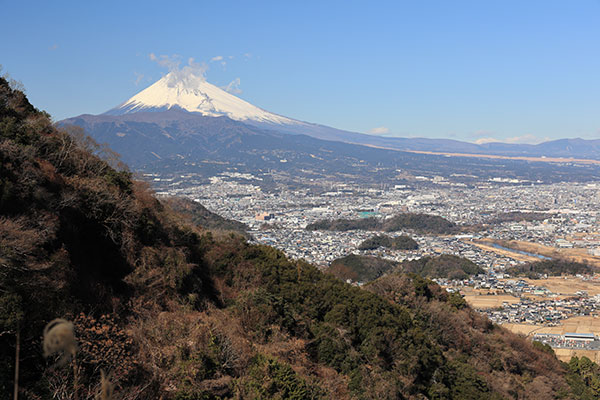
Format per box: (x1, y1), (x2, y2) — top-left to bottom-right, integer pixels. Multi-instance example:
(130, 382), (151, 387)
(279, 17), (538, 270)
(506, 260), (594, 279)
(328, 254), (483, 284)
(2, 77), (600, 398)
(358, 234), (419, 251)
(306, 213), (458, 234)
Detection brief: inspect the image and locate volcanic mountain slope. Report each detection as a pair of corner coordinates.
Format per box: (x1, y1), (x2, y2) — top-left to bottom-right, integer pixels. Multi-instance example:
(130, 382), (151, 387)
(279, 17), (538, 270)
(61, 109), (600, 186)
(97, 71), (600, 160)
(60, 72), (600, 185)
(105, 71), (299, 125)
(4, 76), (600, 399)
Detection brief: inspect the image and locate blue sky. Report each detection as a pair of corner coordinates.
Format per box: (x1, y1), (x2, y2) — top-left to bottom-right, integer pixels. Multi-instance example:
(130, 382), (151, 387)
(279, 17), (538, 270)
(1, 0), (599, 143)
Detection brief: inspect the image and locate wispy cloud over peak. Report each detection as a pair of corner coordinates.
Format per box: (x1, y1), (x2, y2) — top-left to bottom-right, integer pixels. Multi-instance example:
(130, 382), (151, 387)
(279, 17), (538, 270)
(368, 126), (390, 135)
(222, 78), (242, 94)
(149, 53), (209, 89)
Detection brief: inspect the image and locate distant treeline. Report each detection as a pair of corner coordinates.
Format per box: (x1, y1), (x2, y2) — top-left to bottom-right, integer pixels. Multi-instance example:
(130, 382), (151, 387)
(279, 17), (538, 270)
(358, 234), (418, 250)
(489, 211), (549, 224)
(506, 260), (594, 279)
(328, 254), (483, 283)
(306, 212), (458, 234)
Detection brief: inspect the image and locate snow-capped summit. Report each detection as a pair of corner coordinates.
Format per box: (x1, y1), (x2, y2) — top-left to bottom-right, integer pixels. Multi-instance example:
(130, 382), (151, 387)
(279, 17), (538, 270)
(105, 71), (299, 125)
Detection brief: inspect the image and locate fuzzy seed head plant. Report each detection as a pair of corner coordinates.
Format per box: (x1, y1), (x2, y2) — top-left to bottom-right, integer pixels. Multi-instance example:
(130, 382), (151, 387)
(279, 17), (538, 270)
(43, 318), (77, 366)
(96, 369), (114, 400)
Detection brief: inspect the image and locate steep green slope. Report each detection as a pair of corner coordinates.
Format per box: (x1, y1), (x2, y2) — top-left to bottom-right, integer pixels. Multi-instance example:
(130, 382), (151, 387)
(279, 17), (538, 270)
(2, 77), (600, 399)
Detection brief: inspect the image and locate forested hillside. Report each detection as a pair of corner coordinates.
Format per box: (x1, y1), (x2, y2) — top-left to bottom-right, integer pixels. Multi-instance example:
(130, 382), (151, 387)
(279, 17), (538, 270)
(328, 254), (398, 283)
(2, 77), (600, 399)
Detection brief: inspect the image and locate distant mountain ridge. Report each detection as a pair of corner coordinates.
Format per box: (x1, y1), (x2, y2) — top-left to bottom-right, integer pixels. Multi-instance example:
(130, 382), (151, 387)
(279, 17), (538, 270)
(68, 72), (600, 161)
(60, 109), (600, 185)
(59, 73), (600, 185)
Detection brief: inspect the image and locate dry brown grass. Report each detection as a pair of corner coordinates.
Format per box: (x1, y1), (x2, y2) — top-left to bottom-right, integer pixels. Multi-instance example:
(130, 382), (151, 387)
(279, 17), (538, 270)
(462, 293), (521, 309)
(504, 315), (600, 337)
(515, 276), (600, 296)
(553, 348), (600, 363)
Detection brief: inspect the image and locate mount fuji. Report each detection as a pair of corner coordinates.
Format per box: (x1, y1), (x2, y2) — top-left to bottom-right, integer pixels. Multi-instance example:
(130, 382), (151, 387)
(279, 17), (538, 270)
(59, 73), (600, 185)
(105, 72), (300, 125)
(100, 71), (405, 147)
(98, 72), (600, 160)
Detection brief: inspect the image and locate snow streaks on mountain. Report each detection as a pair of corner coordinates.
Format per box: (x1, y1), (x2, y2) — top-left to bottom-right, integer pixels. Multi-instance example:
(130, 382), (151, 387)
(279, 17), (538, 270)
(106, 71), (300, 125)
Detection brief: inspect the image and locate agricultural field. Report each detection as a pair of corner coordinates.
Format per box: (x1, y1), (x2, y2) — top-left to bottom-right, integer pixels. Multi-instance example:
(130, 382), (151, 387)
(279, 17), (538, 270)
(503, 316), (600, 362)
(461, 287), (521, 309)
(494, 239), (600, 268)
(519, 276), (600, 296)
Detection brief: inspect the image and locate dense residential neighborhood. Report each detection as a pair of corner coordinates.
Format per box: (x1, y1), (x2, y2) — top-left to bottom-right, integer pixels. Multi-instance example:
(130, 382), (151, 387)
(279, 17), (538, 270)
(155, 175), (600, 351)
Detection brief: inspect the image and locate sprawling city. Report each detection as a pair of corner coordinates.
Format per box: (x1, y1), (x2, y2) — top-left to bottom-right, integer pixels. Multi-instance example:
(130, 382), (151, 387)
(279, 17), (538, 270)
(157, 173), (600, 361)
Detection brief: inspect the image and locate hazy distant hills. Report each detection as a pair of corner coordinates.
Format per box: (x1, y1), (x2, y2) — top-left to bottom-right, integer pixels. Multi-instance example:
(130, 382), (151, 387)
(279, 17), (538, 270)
(59, 73), (600, 184)
(256, 120), (600, 160)
(60, 109), (600, 185)
(77, 72), (600, 161)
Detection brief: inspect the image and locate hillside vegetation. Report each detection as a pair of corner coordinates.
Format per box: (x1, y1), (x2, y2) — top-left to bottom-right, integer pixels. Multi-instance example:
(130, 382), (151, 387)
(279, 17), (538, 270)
(3, 77), (600, 398)
(328, 254), (398, 283)
(306, 212), (458, 234)
(162, 196), (249, 237)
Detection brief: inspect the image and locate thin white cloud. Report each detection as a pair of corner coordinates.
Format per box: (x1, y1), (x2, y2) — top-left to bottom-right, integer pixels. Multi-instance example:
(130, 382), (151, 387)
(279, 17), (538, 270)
(210, 55), (227, 67)
(475, 134), (550, 145)
(222, 78), (242, 94)
(133, 71), (144, 86)
(504, 134), (550, 145)
(369, 126), (390, 135)
(149, 53), (209, 88)
(149, 53), (182, 71)
(474, 137), (501, 145)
